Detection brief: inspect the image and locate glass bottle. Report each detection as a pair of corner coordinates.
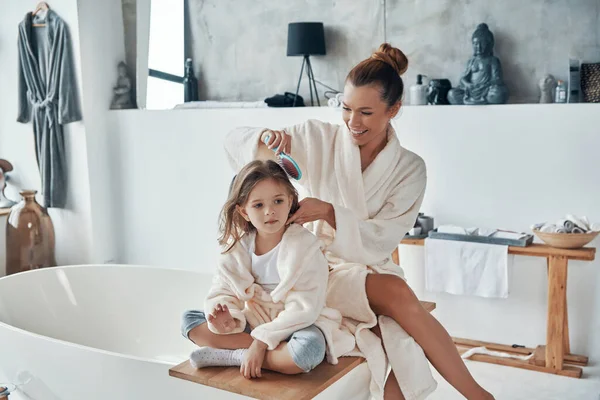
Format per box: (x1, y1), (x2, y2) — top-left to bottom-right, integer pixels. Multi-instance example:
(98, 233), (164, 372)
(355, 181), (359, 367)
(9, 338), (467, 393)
(555, 80), (567, 103)
(183, 58), (199, 102)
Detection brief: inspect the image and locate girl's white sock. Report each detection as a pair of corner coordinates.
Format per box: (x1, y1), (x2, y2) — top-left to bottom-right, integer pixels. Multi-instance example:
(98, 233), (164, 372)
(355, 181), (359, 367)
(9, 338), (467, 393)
(189, 347), (247, 369)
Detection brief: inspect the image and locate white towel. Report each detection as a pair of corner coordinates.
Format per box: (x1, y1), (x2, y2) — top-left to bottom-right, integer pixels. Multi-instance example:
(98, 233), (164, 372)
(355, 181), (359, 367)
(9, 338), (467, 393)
(424, 238), (511, 298)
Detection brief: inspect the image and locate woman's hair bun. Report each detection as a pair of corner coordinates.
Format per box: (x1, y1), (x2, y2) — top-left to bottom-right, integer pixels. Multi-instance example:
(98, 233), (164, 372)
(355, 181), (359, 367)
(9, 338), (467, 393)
(370, 43), (408, 76)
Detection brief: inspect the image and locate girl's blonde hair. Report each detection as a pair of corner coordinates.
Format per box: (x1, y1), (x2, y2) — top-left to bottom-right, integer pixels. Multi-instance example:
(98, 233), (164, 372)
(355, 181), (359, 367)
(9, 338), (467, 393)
(218, 160), (299, 253)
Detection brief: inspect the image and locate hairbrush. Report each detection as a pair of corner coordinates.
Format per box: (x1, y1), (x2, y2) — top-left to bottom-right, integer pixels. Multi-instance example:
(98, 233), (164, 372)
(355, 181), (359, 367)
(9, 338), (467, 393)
(263, 135), (302, 181)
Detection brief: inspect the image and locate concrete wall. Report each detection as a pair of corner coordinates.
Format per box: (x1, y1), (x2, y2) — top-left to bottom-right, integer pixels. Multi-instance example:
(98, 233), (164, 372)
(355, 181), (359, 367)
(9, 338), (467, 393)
(186, 0), (384, 104)
(128, 0), (600, 105)
(387, 0), (600, 104)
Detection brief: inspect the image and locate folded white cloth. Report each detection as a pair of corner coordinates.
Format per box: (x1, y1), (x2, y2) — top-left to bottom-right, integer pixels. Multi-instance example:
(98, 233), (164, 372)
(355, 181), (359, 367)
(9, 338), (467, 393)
(437, 225), (478, 235)
(533, 215), (597, 233)
(492, 230), (528, 240)
(557, 218), (575, 232)
(477, 228), (498, 237)
(425, 238), (511, 298)
(538, 223), (559, 233)
(565, 214), (590, 231)
(437, 225), (524, 238)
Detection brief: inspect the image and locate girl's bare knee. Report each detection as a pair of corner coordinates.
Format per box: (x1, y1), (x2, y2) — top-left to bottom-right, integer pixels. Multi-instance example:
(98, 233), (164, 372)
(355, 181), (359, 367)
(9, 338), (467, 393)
(189, 325), (214, 347)
(279, 363), (305, 375)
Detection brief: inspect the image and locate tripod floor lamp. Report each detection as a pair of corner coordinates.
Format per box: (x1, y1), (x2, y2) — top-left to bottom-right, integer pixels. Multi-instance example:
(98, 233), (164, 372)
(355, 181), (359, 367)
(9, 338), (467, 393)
(287, 22), (326, 107)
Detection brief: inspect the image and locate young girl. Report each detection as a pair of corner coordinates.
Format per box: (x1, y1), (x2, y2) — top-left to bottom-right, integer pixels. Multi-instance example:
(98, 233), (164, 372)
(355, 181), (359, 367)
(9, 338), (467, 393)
(181, 160), (354, 379)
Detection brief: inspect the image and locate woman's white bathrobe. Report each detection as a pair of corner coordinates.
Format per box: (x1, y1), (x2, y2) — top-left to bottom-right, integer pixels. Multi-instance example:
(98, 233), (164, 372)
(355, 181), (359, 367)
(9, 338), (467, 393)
(205, 223), (356, 364)
(224, 119), (437, 400)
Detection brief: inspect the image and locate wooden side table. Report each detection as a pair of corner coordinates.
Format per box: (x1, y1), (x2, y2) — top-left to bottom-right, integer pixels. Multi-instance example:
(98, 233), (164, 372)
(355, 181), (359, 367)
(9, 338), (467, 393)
(398, 239), (596, 378)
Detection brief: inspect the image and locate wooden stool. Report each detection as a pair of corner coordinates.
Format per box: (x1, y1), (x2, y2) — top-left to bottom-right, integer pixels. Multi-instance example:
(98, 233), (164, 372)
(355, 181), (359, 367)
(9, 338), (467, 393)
(169, 300), (436, 399)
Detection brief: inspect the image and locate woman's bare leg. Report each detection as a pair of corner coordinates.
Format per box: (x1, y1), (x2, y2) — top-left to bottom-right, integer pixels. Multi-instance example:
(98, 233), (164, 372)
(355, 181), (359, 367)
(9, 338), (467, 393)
(371, 324), (405, 400)
(187, 324), (304, 375)
(366, 274), (494, 400)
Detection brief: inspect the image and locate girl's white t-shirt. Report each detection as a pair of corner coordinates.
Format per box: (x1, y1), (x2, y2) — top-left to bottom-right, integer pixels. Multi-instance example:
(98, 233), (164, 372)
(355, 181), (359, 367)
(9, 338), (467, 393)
(249, 240), (281, 293)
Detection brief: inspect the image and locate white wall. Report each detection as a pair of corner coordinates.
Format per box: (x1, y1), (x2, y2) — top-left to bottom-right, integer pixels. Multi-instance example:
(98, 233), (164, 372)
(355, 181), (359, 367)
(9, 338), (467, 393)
(396, 104), (600, 374)
(107, 104), (600, 377)
(0, 0), (92, 273)
(0, 215), (6, 276)
(136, 0), (151, 109)
(76, 0), (126, 264)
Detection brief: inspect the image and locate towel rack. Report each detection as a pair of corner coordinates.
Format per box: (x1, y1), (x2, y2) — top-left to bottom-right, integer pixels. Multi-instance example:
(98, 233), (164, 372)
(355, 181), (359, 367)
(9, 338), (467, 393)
(399, 237), (596, 378)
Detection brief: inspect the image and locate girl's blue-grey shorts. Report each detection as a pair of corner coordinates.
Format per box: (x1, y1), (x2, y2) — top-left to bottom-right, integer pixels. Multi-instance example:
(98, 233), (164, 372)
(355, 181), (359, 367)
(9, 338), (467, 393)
(181, 310), (326, 372)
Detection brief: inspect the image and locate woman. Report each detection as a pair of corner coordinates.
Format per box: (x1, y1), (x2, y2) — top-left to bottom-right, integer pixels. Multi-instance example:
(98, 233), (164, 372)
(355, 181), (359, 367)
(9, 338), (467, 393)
(223, 43), (494, 400)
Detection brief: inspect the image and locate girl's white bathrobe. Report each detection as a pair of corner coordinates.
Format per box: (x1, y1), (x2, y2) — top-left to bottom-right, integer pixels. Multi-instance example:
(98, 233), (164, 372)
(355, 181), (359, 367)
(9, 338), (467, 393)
(205, 223), (356, 364)
(224, 119), (437, 400)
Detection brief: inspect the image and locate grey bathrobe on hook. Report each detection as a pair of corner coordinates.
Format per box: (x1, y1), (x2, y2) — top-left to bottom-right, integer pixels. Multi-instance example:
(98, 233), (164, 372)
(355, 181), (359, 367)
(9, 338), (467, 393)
(17, 9), (81, 208)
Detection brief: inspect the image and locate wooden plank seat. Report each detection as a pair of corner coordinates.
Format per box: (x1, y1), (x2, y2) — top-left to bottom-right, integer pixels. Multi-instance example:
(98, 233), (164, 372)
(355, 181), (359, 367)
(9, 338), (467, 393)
(169, 300), (436, 399)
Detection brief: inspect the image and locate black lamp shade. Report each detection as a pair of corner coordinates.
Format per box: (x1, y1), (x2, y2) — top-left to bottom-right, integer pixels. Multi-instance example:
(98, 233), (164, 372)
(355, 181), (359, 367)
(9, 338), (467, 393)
(287, 22), (326, 56)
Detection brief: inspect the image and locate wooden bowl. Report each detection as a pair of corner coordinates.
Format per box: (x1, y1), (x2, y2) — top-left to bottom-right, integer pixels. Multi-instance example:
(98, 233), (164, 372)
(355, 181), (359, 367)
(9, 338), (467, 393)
(532, 229), (599, 249)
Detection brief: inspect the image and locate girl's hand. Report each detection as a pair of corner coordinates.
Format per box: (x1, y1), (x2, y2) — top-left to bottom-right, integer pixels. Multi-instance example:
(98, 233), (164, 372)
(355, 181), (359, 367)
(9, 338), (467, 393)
(287, 197), (336, 228)
(207, 304), (236, 334)
(260, 129), (292, 155)
(240, 339), (268, 379)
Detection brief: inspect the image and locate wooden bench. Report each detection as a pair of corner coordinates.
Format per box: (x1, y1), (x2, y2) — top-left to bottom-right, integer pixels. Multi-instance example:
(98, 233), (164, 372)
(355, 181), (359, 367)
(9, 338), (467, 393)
(169, 299), (436, 399)
(400, 237), (596, 378)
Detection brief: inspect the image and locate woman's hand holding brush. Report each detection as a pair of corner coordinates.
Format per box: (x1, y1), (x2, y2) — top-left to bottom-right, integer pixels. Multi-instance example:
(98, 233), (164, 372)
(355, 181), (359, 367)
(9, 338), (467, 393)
(260, 129), (292, 155)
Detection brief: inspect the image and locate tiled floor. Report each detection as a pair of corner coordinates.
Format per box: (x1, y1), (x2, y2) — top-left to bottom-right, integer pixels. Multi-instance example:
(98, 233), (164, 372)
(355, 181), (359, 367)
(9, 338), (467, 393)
(429, 361), (600, 400)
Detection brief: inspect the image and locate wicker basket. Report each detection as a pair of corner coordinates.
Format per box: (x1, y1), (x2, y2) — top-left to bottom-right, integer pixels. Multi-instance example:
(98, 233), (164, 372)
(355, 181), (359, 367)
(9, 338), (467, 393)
(532, 229), (599, 249)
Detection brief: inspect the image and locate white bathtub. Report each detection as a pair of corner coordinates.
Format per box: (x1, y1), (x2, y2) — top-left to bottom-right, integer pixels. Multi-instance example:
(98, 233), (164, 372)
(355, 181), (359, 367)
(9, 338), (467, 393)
(0, 265), (370, 400)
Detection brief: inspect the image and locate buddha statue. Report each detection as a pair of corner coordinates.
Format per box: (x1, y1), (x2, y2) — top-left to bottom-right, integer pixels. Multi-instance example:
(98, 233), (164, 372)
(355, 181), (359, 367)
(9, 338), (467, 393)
(447, 23), (509, 105)
(538, 74), (557, 103)
(110, 62), (134, 109)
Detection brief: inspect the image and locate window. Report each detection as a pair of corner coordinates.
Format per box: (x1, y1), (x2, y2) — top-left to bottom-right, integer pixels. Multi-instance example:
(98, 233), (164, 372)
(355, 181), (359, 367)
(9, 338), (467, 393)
(146, 0), (184, 109)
